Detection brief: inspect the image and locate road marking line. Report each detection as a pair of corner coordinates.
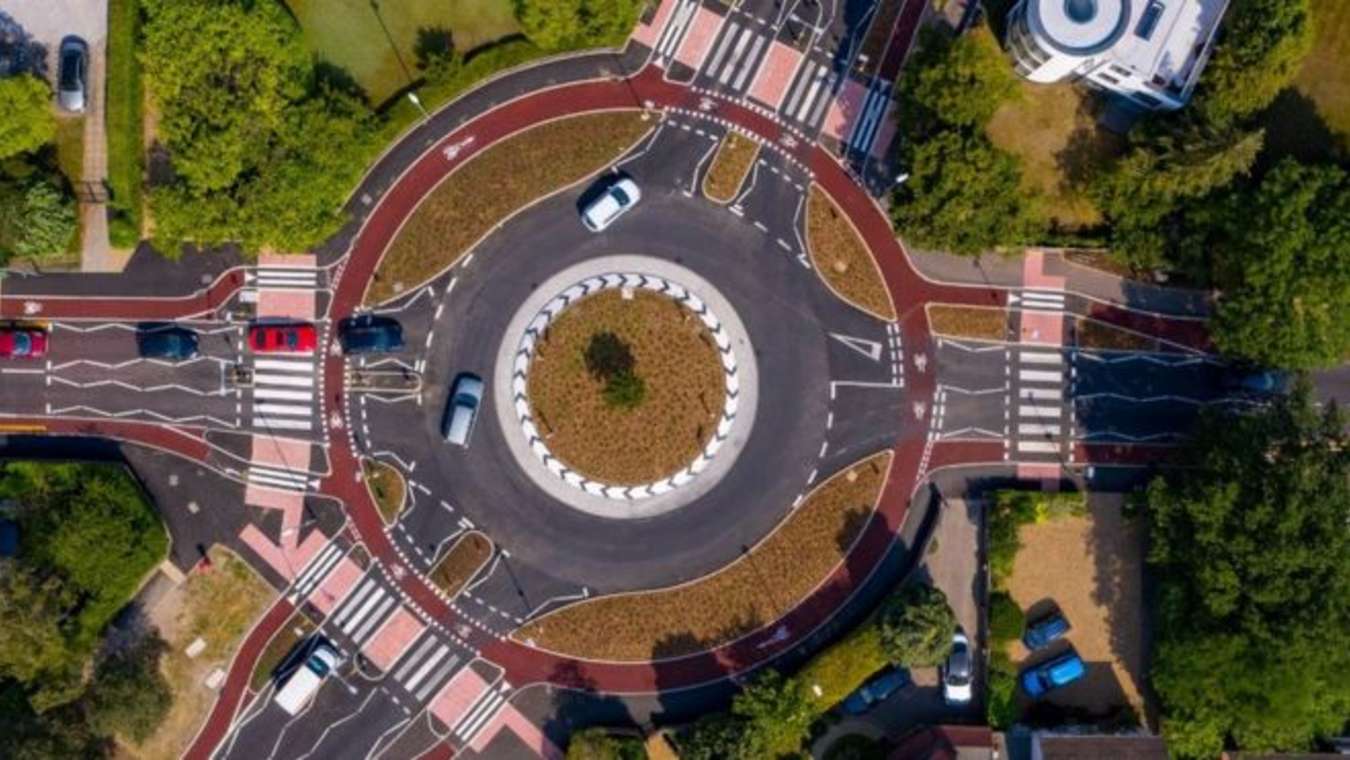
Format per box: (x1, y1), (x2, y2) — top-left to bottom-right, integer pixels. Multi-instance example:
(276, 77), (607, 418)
(1018, 405), (1062, 418)
(333, 577), (379, 627)
(341, 586), (390, 636)
(252, 387), (314, 401)
(1018, 422), (1062, 436)
(254, 402), (313, 417)
(251, 416), (312, 431)
(1018, 352), (1062, 365)
(1018, 369), (1062, 383)
(254, 358), (316, 372)
(253, 373), (315, 388)
(1016, 440), (1060, 453)
(350, 595), (398, 645)
(402, 644), (451, 693)
(392, 636), (441, 682)
(1021, 387), (1062, 400)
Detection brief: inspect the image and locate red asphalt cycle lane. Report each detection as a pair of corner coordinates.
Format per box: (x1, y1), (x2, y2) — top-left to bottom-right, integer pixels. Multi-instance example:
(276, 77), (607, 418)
(0, 269), (247, 321)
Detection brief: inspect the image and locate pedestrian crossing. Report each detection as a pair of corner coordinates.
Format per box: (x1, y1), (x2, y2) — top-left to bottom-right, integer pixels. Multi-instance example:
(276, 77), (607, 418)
(653, 0), (699, 63)
(701, 19), (773, 98)
(249, 357), (319, 433)
(290, 542), (345, 602)
(1018, 289), (1067, 312)
(844, 77), (891, 156)
(780, 58), (836, 130)
(1011, 349), (1068, 460)
(246, 462), (315, 492)
(452, 681), (510, 746)
(251, 264), (320, 292)
(392, 637), (462, 701)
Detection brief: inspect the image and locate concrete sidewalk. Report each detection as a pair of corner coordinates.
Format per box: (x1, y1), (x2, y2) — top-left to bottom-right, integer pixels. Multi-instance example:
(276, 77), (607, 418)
(909, 247), (1211, 318)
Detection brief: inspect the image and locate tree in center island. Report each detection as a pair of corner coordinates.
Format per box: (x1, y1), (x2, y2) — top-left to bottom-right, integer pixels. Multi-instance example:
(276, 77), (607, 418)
(1143, 386), (1350, 758)
(585, 332), (646, 410)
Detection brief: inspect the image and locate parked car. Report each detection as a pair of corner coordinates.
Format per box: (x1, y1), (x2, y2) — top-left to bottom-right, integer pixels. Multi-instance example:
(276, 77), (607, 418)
(442, 373), (484, 447)
(942, 630), (973, 704)
(580, 177), (641, 232)
(1021, 651), (1087, 698)
(137, 325), (200, 360)
(842, 668), (908, 715)
(249, 322), (317, 354)
(338, 315), (404, 354)
(273, 640), (340, 716)
(1226, 369), (1293, 396)
(0, 327), (48, 359)
(1022, 610), (1071, 651)
(57, 36), (88, 112)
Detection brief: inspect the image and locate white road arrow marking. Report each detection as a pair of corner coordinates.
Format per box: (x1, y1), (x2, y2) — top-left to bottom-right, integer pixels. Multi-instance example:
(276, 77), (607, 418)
(829, 332), (884, 361)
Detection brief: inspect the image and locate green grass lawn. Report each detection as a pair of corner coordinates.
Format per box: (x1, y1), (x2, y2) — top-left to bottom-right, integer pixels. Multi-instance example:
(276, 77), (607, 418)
(986, 79), (1122, 232)
(285, 0), (520, 105)
(105, 0), (144, 248)
(1293, 0), (1350, 140)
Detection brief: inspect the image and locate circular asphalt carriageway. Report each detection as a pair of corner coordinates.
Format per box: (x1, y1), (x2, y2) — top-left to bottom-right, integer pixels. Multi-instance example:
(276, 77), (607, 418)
(356, 131), (909, 595)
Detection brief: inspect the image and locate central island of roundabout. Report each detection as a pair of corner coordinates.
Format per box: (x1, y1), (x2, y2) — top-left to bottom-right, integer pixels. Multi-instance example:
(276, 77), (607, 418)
(313, 64), (1002, 698)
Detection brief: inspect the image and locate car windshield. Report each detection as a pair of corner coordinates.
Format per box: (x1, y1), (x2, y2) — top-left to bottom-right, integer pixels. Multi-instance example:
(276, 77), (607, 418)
(455, 392), (478, 408)
(610, 186), (630, 205)
(285, 330), (298, 347)
(307, 653), (331, 677)
(949, 643), (971, 681)
(13, 333), (30, 354)
(60, 52), (80, 88)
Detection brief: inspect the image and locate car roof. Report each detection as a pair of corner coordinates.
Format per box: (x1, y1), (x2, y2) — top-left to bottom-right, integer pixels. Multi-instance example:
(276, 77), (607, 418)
(1049, 655), (1086, 682)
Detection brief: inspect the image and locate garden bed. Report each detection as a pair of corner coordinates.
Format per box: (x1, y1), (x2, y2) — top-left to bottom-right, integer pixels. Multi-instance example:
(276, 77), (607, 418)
(702, 131), (759, 203)
(927, 304), (1009, 341)
(365, 111), (654, 306)
(513, 451), (893, 661)
(362, 458), (407, 524)
(429, 532), (493, 598)
(806, 185), (896, 321)
(1073, 318), (1157, 352)
(527, 289), (726, 485)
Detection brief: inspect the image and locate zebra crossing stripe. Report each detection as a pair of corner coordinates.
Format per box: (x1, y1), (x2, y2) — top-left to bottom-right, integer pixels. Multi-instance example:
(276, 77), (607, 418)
(291, 543), (342, 598)
(247, 467), (310, 491)
(252, 416), (312, 432)
(783, 62), (813, 117)
(1018, 405), (1062, 418)
(718, 27), (753, 84)
(454, 687), (507, 743)
(1018, 422), (1062, 436)
(254, 402), (313, 417)
(1017, 440), (1060, 453)
(655, 0), (696, 59)
(704, 20), (739, 76)
(254, 358), (315, 372)
(403, 644), (452, 693)
(253, 387), (314, 402)
(340, 586), (390, 636)
(393, 636), (440, 683)
(1022, 387), (1062, 400)
(254, 373), (315, 388)
(796, 67), (826, 122)
(415, 656), (463, 702)
(1019, 352), (1063, 365)
(333, 577), (379, 627)
(350, 595), (398, 645)
(1018, 369), (1061, 383)
(731, 34), (766, 91)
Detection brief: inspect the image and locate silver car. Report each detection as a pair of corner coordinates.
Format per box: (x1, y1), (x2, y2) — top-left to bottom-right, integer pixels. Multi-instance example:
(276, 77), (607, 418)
(442, 373), (484, 447)
(58, 37), (87, 113)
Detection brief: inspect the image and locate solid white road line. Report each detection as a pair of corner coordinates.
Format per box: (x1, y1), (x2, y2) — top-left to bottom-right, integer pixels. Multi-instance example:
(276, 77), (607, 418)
(1018, 369), (1062, 383)
(1018, 352), (1063, 365)
(1018, 405), (1062, 418)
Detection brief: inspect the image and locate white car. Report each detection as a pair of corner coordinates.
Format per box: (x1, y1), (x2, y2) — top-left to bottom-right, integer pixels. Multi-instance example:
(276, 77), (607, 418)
(942, 630), (973, 705)
(273, 641), (340, 715)
(580, 177), (641, 232)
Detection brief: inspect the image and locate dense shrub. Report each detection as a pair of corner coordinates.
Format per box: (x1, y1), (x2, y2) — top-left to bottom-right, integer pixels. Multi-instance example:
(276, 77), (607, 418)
(877, 584), (957, 668)
(988, 591), (1023, 644)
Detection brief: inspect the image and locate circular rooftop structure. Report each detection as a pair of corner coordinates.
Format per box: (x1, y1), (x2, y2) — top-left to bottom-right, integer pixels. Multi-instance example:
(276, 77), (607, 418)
(1030, 0), (1130, 56)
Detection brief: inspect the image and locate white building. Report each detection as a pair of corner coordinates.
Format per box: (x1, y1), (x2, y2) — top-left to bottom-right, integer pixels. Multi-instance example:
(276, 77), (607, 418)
(1006, 0), (1229, 110)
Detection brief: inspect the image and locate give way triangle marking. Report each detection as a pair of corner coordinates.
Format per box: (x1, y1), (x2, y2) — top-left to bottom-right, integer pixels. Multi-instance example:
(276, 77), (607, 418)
(829, 333), (884, 362)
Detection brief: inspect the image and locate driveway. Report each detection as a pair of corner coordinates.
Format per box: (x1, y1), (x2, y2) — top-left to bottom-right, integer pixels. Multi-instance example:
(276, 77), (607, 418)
(1, 0), (114, 271)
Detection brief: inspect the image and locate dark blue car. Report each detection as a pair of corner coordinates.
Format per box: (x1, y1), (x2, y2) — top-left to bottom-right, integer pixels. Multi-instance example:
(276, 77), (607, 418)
(1021, 652), (1086, 698)
(841, 668), (908, 715)
(339, 315), (404, 354)
(137, 325), (199, 360)
(1022, 611), (1071, 651)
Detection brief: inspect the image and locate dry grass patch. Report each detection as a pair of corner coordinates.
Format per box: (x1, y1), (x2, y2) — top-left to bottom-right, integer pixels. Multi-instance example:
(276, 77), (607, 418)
(986, 81), (1122, 230)
(1004, 495), (1147, 717)
(365, 111), (654, 305)
(250, 611), (317, 692)
(702, 131), (760, 203)
(514, 451), (892, 661)
(363, 458), (406, 524)
(528, 290), (725, 485)
(123, 550), (275, 760)
(1295, 0), (1350, 139)
(430, 532), (493, 598)
(1074, 318), (1157, 352)
(806, 185), (896, 321)
(928, 304), (1009, 341)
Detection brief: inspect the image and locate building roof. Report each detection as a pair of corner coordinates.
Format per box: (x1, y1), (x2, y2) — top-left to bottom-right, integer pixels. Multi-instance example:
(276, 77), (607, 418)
(1033, 733), (1169, 760)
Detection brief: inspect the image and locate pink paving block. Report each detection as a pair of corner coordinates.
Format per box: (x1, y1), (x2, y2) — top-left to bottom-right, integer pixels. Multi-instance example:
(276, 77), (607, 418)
(747, 41), (801, 110)
(257, 289), (317, 321)
(822, 77), (869, 141)
(1022, 250), (1067, 290)
(239, 523), (295, 580)
(429, 668), (489, 729)
(1019, 310), (1065, 346)
(1017, 463), (1063, 479)
(631, 0), (677, 48)
(243, 482), (304, 513)
(469, 703), (563, 760)
(869, 102), (898, 159)
(284, 529), (327, 573)
(309, 558), (363, 615)
(361, 607), (425, 672)
(674, 5), (722, 69)
(258, 253), (316, 268)
(249, 435), (313, 470)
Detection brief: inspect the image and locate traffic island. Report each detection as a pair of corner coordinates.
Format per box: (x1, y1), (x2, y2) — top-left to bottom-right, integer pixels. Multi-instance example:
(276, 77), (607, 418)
(927, 304), (1012, 341)
(512, 451), (892, 661)
(806, 185), (897, 321)
(362, 458), (407, 525)
(429, 532), (493, 599)
(702, 131), (760, 204)
(363, 110), (656, 306)
(527, 289), (727, 485)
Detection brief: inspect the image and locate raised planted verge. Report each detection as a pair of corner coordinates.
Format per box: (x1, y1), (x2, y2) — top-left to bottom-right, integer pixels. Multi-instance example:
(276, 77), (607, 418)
(806, 185), (897, 322)
(702, 131), (760, 204)
(512, 451), (893, 661)
(364, 110), (655, 306)
(1073, 317), (1158, 351)
(429, 532), (493, 599)
(362, 458), (406, 525)
(527, 288), (727, 486)
(927, 304), (1010, 341)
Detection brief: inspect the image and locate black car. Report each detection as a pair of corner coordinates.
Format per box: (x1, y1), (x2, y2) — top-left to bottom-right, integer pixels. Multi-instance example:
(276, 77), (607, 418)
(137, 325), (199, 360)
(339, 315), (404, 354)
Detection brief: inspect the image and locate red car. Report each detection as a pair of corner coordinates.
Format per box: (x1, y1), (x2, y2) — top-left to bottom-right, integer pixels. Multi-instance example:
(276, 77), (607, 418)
(0, 328), (48, 359)
(249, 323), (317, 354)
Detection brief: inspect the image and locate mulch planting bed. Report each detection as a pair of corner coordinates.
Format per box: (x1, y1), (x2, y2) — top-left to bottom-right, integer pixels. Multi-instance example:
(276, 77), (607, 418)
(702, 131), (760, 203)
(513, 451), (893, 661)
(806, 185), (897, 321)
(1074, 317), (1158, 351)
(363, 458), (406, 524)
(365, 110), (653, 306)
(527, 289), (726, 486)
(429, 532), (493, 599)
(928, 304), (1010, 341)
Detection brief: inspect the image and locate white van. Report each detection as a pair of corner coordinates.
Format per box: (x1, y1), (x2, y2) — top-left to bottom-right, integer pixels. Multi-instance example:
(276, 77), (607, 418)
(273, 642), (340, 716)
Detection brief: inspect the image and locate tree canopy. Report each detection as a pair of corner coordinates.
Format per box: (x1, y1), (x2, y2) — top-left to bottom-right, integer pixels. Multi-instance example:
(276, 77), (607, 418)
(0, 178), (78, 261)
(1203, 160), (1350, 369)
(140, 0), (376, 255)
(904, 26), (1017, 130)
(0, 75), (55, 161)
(877, 583), (957, 667)
(1195, 0), (1314, 124)
(676, 669), (814, 759)
(1145, 389), (1350, 757)
(515, 0), (643, 51)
